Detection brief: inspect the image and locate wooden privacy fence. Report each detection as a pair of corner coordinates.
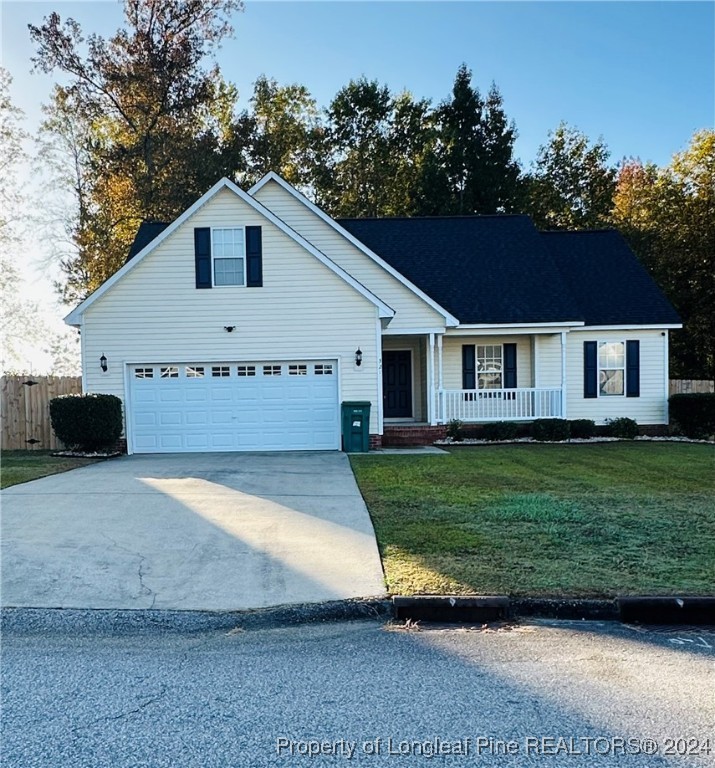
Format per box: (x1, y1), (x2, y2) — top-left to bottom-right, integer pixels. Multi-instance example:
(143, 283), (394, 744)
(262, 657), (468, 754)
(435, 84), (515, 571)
(1, 375), (82, 451)
(669, 379), (715, 395)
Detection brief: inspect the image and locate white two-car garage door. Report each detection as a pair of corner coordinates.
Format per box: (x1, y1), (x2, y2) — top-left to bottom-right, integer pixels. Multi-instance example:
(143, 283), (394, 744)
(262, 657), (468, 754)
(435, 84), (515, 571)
(129, 360), (339, 453)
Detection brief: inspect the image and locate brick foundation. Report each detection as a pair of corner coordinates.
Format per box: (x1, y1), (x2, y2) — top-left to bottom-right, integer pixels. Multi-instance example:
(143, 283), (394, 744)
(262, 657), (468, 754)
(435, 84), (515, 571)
(637, 424), (671, 437)
(369, 434), (383, 450)
(382, 425), (447, 447)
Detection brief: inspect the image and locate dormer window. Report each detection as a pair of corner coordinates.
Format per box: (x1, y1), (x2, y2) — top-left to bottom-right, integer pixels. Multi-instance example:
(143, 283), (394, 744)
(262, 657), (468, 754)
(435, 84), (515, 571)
(212, 228), (245, 286)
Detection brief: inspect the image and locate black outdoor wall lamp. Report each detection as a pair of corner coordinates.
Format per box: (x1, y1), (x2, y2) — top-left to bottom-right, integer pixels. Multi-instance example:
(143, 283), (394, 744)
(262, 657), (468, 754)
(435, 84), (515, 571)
(224, 326), (236, 333)
(100, 354), (108, 372)
(355, 348), (363, 367)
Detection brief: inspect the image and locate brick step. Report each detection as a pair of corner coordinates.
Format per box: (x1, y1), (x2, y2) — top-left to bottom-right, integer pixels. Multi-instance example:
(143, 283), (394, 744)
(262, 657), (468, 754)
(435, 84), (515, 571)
(382, 425), (446, 447)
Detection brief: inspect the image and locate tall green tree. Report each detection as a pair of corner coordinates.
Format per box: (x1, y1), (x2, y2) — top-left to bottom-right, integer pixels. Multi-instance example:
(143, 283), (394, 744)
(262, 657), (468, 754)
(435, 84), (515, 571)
(240, 75), (320, 189)
(613, 132), (715, 379)
(315, 78), (434, 217)
(427, 65), (521, 215)
(29, 0), (243, 302)
(524, 122), (616, 229)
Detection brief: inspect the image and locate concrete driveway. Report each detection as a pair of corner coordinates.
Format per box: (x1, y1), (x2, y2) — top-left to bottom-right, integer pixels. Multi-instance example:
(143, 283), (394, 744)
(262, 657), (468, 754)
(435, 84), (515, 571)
(1, 453), (386, 611)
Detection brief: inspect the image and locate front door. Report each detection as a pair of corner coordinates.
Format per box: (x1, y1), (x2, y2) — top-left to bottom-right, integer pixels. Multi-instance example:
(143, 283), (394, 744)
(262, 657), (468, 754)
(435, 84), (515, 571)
(383, 350), (412, 418)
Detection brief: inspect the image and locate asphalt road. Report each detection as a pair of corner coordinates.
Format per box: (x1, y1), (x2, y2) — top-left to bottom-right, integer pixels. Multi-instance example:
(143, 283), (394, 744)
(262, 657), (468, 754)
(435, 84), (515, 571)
(2, 616), (713, 768)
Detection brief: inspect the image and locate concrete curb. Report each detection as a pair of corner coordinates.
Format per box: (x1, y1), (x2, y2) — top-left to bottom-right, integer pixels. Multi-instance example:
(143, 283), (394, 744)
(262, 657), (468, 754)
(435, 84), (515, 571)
(3, 595), (713, 635)
(617, 596), (715, 625)
(0, 598), (393, 636)
(392, 595), (715, 625)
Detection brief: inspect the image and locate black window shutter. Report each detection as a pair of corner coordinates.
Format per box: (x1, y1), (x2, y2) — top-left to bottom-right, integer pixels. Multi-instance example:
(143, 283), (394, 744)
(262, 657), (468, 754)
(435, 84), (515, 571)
(504, 343), (517, 389)
(584, 341), (598, 398)
(626, 340), (640, 397)
(246, 226), (263, 287)
(194, 228), (212, 289)
(462, 345), (476, 389)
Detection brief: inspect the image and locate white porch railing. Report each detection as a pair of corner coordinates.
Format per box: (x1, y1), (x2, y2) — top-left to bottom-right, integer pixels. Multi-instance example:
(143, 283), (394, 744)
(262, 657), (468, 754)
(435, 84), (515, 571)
(441, 387), (563, 422)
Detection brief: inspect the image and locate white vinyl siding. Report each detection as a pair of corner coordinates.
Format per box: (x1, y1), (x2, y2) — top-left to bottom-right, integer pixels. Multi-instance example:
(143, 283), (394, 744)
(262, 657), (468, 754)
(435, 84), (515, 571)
(533, 334), (563, 389)
(83, 187), (380, 435)
(254, 180), (446, 331)
(566, 329), (668, 424)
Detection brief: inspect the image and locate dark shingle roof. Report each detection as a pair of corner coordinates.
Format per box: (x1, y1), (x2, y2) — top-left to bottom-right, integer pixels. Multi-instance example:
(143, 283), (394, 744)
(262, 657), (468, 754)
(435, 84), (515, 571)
(337, 215), (583, 324)
(125, 213), (680, 328)
(126, 221), (169, 261)
(541, 230), (681, 326)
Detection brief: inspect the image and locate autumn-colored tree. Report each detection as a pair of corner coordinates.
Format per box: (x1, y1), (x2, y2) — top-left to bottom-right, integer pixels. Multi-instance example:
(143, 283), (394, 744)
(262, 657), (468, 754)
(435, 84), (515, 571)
(30, 0), (243, 302)
(613, 131), (715, 379)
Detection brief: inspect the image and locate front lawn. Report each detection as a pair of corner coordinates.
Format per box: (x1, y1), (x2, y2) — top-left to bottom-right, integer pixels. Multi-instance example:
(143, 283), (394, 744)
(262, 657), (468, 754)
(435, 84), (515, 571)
(0, 451), (102, 489)
(351, 443), (715, 597)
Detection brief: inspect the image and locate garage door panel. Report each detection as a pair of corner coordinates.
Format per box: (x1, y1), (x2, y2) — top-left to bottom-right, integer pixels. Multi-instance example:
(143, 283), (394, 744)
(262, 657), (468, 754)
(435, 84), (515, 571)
(185, 434), (210, 450)
(130, 360), (339, 453)
(186, 411), (209, 425)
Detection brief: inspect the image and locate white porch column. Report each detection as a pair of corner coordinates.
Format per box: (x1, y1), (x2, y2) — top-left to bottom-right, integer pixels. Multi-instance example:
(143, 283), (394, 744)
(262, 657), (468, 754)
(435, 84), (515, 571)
(560, 331), (568, 418)
(428, 332), (436, 425)
(437, 333), (444, 423)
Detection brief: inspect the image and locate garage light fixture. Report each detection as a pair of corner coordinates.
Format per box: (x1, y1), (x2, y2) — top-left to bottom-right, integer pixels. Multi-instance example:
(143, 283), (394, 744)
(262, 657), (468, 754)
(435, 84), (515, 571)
(224, 326), (236, 333)
(100, 354), (108, 372)
(355, 348), (363, 367)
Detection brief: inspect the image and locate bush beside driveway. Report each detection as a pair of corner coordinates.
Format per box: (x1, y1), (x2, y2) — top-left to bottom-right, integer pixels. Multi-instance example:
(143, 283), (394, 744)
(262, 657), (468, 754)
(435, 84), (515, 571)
(350, 443), (715, 598)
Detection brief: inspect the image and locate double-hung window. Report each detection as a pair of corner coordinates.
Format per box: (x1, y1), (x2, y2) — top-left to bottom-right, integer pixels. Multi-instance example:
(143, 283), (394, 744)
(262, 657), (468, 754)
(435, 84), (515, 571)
(476, 345), (503, 390)
(598, 341), (625, 396)
(212, 228), (245, 286)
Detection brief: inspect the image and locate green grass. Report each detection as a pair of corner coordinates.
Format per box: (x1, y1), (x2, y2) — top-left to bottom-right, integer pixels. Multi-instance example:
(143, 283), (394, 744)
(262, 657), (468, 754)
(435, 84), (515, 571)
(1, 451), (102, 489)
(351, 443), (715, 597)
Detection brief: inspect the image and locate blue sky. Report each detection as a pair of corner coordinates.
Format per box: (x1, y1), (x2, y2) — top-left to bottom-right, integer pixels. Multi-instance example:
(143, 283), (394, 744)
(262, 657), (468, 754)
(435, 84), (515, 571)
(3, 1), (714, 167)
(1, 1), (713, 370)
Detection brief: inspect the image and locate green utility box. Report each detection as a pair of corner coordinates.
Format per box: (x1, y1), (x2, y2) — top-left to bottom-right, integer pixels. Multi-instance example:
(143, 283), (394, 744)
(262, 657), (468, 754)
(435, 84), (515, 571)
(341, 401), (371, 453)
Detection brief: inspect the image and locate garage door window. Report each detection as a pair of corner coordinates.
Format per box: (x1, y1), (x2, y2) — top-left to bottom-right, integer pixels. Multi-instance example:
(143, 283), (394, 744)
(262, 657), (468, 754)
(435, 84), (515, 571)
(186, 366), (205, 378)
(289, 364), (307, 376)
(161, 366), (179, 378)
(237, 365), (256, 377)
(212, 366), (231, 377)
(135, 367), (154, 378)
(315, 364), (333, 375)
(263, 365), (282, 376)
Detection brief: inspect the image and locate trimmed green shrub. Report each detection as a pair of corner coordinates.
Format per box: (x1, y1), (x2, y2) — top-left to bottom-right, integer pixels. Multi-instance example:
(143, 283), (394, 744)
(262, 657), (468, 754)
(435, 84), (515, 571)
(480, 421), (519, 441)
(50, 393), (123, 451)
(669, 393), (715, 439)
(605, 416), (639, 439)
(531, 418), (571, 442)
(446, 419), (464, 442)
(569, 419), (596, 439)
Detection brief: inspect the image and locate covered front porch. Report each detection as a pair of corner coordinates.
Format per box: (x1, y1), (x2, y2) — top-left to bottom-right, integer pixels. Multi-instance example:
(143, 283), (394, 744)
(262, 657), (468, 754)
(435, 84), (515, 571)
(381, 329), (568, 426)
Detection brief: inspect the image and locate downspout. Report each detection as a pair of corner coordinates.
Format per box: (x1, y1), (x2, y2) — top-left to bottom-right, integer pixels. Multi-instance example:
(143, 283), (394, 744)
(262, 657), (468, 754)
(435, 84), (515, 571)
(663, 331), (669, 425)
(375, 315), (384, 436)
(560, 331), (567, 419)
(80, 314), (87, 393)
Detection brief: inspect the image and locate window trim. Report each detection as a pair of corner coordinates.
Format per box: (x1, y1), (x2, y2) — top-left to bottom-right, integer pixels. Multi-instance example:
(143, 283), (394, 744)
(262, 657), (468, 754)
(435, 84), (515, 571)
(597, 339), (626, 398)
(211, 226), (246, 287)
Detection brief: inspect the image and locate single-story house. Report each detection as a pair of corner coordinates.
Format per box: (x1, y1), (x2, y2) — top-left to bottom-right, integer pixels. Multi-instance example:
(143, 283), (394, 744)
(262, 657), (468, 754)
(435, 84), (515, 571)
(64, 172), (681, 453)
